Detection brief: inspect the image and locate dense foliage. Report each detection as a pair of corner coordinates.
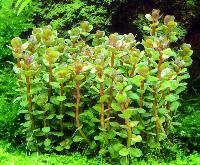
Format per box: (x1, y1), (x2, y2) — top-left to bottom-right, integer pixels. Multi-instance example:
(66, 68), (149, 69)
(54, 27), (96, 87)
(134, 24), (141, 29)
(1, 140), (200, 165)
(0, 0), (33, 61)
(0, 0), (199, 164)
(33, 0), (113, 36)
(11, 9), (193, 164)
(0, 140), (109, 165)
(0, 68), (23, 143)
(173, 95), (200, 152)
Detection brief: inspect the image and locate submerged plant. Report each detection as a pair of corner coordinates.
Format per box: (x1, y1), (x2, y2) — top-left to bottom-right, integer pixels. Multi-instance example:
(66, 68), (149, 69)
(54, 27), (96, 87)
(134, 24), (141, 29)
(11, 9), (192, 163)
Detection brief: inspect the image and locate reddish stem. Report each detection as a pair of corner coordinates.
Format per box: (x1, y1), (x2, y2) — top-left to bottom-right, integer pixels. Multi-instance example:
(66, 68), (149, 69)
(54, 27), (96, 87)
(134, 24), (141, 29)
(25, 59), (35, 131)
(60, 83), (64, 133)
(153, 90), (160, 142)
(140, 80), (144, 109)
(98, 72), (109, 145)
(119, 90), (132, 148)
(75, 78), (91, 144)
(48, 63), (53, 101)
(17, 59), (22, 92)
(130, 64), (136, 77)
(157, 42), (163, 79)
(111, 53), (115, 67)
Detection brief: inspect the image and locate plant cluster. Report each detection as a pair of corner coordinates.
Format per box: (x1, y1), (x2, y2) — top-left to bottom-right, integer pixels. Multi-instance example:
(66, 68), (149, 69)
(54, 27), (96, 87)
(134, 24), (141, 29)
(173, 95), (200, 152)
(33, 0), (111, 37)
(1, 140), (200, 165)
(0, 68), (24, 143)
(11, 9), (192, 163)
(0, 140), (109, 165)
(133, 14), (187, 40)
(0, 0), (33, 61)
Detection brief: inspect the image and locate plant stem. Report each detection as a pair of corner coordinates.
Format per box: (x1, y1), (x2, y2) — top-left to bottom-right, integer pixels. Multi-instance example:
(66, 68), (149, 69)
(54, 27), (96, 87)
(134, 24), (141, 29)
(48, 62), (53, 101)
(125, 118), (132, 148)
(140, 80), (144, 109)
(17, 59), (22, 92)
(107, 76), (114, 131)
(130, 64), (136, 77)
(152, 41), (164, 142)
(111, 53), (115, 68)
(153, 90), (160, 142)
(107, 54), (116, 131)
(25, 59), (35, 131)
(99, 72), (109, 145)
(119, 91), (132, 148)
(75, 79), (91, 145)
(42, 110), (48, 139)
(60, 83), (64, 133)
(165, 88), (171, 135)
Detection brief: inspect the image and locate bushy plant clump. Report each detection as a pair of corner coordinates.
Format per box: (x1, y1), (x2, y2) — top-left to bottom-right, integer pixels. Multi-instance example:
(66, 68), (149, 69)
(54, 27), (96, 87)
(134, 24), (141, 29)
(173, 95), (200, 152)
(0, 68), (24, 144)
(1, 140), (200, 165)
(0, 0), (33, 61)
(11, 9), (192, 163)
(33, 0), (111, 36)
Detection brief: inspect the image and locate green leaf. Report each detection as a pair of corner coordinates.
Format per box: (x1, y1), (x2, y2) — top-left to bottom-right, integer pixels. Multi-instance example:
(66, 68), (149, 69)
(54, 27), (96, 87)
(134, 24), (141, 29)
(94, 135), (104, 142)
(89, 141), (97, 150)
(111, 103), (121, 111)
(17, 0), (31, 16)
(129, 148), (142, 157)
(52, 132), (64, 137)
(116, 93), (126, 103)
(158, 108), (168, 114)
(108, 130), (116, 139)
(100, 95), (109, 103)
(73, 135), (84, 142)
(123, 85), (132, 92)
(128, 92), (139, 100)
(66, 111), (75, 117)
(170, 101), (180, 111)
(93, 104), (101, 112)
(130, 121), (139, 127)
(44, 138), (51, 147)
(56, 114), (64, 119)
(116, 82), (124, 91)
(159, 80), (179, 91)
(145, 14), (152, 21)
(50, 82), (60, 89)
(113, 143), (124, 152)
(90, 86), (99, 93)
(32, 110), (44, 116)
(118, 109), (133, 119)
(131, 75), (144, 87)
(23, 121), (31, 128)
(119, 147), (129, 156)
(161, 68), (172, 78)
(132, 135), (142, 143)
(165, 94), (179, 102)
(147, 75), (159, 83)
(54, 146), (64, 151)
(50, 96), (60, 105)
(15, 0), (23, 8)
(75, 75), (85, 81)
(110, 122), (120, 128)
(42, 127), (50, 133)
(170, 35), (178, 42)
(116, 131), (127, 138)
(143, 26), (151, 31)
(18, 110), (29, 114)
(56, 96), (66, 102)
(47, 114), (55, 119)
(136, 108), (146, 113)
(120, 157), (128, 165)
